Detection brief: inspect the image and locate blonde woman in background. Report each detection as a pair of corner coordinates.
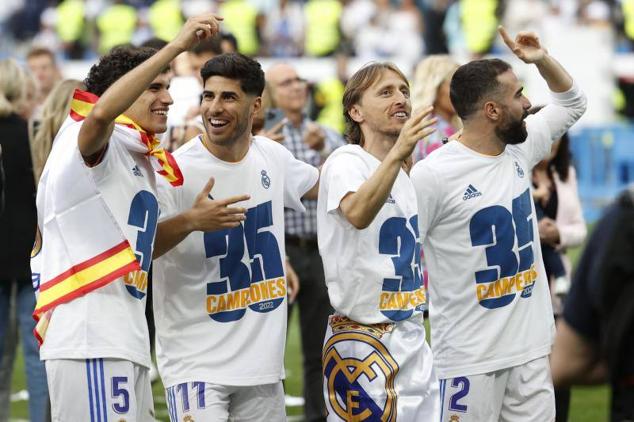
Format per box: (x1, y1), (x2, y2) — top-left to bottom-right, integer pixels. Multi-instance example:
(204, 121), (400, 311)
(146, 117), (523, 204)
(0, 59), (48, 422)
(411, 55), (461, 162)
(30, 79), (84, 183)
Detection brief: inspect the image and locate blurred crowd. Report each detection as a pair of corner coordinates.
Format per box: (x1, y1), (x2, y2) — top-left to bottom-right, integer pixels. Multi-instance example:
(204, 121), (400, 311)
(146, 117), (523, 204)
(0, 1), (634, 421)
(0, 0), (632, 65)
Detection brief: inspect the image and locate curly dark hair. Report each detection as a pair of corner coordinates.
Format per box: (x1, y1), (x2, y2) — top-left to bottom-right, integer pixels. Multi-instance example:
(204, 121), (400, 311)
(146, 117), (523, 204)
(84, 46), (168, 97)
(450, 58), (512, 120)
(200, 53), (264, 96)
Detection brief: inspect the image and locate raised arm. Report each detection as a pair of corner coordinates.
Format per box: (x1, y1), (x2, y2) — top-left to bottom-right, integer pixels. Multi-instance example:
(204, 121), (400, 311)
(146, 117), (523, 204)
(339, 107), (435, 229)
(78, 13), (223, 158)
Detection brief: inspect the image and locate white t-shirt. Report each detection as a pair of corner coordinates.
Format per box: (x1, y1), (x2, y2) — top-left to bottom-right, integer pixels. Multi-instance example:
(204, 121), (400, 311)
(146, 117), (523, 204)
(410, 84), (587, 379)
(40, 122), (159, 369)
(153, 136), (318, 387)
(317, 145), (427, 325)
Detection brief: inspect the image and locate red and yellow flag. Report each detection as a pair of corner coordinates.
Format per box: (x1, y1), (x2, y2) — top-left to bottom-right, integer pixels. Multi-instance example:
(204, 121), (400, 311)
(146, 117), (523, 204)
(70, 89), (184, 187)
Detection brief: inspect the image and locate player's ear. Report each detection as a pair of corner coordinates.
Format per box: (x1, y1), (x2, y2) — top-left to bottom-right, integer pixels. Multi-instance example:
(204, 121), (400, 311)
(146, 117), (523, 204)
(484, 101), (500, 122)
(348, 105), (364, 123)
(252, 96), (262, 116)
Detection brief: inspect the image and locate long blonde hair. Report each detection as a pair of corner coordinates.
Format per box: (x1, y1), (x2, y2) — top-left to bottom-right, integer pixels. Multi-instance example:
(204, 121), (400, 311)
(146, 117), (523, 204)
(411, 55), (461, 129)
(0, 59), (29, 118)
(31, 79), (84, 182)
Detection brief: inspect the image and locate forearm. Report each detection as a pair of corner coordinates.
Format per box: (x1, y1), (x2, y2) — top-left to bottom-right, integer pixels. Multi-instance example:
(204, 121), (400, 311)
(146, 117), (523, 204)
(551, 319), (605, 388)
(340, 151), (402, 229)
(535, 53), (573, 93)
(153, 212), (194, 259)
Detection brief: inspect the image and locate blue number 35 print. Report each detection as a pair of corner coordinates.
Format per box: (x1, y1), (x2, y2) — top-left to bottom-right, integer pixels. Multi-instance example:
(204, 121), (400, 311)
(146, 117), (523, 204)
(468, 189), (535, 309)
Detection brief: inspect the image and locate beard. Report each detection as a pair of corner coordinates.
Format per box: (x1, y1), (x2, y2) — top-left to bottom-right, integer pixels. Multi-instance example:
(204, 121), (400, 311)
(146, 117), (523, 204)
(495, 111), (528, 145)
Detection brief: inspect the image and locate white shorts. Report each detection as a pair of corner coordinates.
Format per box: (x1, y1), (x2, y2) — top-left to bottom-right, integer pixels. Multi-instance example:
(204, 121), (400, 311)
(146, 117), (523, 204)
(164, 381), (285, 422)
(322, 315), (439, 421)
(439, 356), (555, 422)
(46, 358), (154, 422)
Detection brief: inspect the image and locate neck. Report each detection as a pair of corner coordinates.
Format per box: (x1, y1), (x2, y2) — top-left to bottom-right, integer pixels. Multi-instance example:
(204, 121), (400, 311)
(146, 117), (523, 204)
(362, 131), (397, 162)
(435, 107), (453, 125)
(202, 133), (251, 163)
(286, 110), (303, 127)
(459, 121), (505, 156)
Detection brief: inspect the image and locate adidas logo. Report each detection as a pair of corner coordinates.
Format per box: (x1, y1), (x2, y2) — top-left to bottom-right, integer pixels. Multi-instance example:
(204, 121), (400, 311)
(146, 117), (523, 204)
(132, 165), (143, 177)
(386, 194), (396, 204)
(463, 184), (482, 201)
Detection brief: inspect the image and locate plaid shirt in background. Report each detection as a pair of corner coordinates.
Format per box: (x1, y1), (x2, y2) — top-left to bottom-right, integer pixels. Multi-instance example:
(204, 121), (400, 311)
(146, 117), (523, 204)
(283, 118), (345, 238)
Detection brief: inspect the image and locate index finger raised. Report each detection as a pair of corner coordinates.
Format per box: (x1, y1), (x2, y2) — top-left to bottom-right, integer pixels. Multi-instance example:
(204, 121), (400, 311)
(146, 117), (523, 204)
(497, 26), (515, 49)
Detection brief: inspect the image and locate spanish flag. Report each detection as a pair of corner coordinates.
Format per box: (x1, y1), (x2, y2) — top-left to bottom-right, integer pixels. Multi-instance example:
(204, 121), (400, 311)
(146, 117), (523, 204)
(69, 89), (183, 187)
(32, 89), (183, 344)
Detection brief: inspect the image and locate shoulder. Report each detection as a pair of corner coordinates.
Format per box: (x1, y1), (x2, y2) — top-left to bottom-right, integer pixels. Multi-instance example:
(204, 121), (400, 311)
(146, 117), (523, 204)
(323, 144), (365, 167)
(251, 135), (296, 161)
(173, 136), (203, 159)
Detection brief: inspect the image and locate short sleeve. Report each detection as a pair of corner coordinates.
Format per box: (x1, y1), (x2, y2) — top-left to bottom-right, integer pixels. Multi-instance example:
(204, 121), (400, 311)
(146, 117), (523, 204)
(157, 175), (181, 222)
(283, 148), (319, 212)
(410, 160), (443, 241)
(324, 153), (368, 213)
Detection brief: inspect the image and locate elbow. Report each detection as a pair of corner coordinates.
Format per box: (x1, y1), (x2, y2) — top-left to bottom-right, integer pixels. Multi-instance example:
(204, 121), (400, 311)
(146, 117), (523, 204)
(345, 210), (371, 230)
(88, 105), (112, 126)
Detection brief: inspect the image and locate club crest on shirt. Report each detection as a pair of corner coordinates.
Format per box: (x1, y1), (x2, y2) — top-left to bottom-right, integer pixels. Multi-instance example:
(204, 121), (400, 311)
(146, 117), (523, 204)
(261, 170), (271, 189)
(323, 329), (399, 421)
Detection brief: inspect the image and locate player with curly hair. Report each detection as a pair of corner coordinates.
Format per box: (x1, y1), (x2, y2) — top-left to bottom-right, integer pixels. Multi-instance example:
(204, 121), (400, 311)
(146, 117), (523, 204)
(36, 14), (223, 422)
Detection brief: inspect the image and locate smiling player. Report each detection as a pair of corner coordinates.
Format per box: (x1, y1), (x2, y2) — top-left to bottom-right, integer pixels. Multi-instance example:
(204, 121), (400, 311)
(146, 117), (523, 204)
(152, 53), (319, 421)
(35, 14), (222, 422)
(317, 62), (439, 421)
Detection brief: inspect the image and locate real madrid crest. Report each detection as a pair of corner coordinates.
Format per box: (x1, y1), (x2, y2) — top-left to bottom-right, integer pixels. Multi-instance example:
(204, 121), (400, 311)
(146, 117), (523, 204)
(261, 170), (271, 189)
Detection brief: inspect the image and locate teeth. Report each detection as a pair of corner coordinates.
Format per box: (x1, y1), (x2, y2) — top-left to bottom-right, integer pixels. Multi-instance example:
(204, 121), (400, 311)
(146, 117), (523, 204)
(394, 112), (407, 118)
(211, 119), (227, 125)
(152, 110), (167, 116)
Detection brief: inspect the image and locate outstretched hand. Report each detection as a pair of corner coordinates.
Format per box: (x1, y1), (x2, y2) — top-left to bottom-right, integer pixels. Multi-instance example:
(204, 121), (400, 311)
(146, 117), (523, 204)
(171, 13), (223, 52)
(187, 178), (250, 232)
(498, 26), (547, 64)
(393, 106), (436, 161)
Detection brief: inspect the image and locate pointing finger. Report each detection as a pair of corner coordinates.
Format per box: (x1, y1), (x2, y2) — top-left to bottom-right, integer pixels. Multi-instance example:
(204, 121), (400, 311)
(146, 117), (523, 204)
(201, 177), (214, 197)
(498, 26), (515, 50)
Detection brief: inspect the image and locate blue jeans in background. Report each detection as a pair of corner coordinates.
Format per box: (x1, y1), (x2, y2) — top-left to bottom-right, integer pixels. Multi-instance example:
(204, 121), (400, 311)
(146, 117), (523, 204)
(0, 279), (49, 422)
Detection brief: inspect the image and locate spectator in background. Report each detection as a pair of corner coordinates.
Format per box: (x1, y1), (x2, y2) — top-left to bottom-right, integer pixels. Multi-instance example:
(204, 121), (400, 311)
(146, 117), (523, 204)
(0, 59), (48, 422)
(219, 0), (264, 56)
(220, 31), (239, 53)
(304, 0), (342, 57)
(96, 0), (138, 55)
(411, 54), (461, 162)
(530, 126), (586, 309)
(531, 124), (586, 422)
(148, 0), (184, 43)
(55, 0), (86, 59)
(262, 0), (305, 57)
(460, 0), (501, 57)
(30, 79), (84, 184)
(418, 0), (451, 54)
(266, 63), (344, 422)
(551, 185), (634, 421)
(26, 47), (62, 114)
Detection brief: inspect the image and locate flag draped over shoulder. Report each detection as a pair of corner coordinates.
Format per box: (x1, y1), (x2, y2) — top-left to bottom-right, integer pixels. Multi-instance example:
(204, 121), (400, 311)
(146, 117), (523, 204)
(32, 89), (183, 344)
